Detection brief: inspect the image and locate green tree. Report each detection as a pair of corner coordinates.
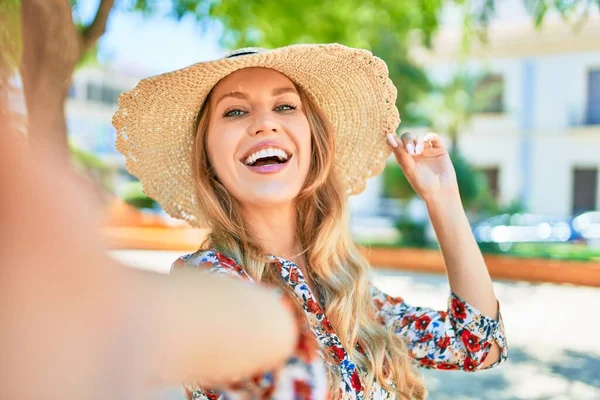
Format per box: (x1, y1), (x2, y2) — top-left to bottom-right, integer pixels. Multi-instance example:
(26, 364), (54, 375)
(406, 69), (504, 152)
(18, 0), (449, 159)
(382, 150), (487, 209)
(383, 69), (503, 215)
(0, 0), (21, 72)
(0, 0), (24, 136)
(12, 0), (600, 161)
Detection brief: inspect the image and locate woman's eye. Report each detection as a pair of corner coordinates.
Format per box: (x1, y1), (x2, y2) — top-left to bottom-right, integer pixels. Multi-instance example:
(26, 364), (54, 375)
(275, 104), (297, 112)
(223, 108), (246, 118)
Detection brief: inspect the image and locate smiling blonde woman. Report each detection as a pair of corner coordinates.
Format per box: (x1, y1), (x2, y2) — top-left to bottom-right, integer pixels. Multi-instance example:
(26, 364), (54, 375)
(113, 44), (508, 400)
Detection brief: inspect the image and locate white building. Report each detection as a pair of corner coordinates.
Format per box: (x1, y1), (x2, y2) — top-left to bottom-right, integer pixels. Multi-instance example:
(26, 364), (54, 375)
(66, 66), (143, 166)
(430, 14), (600, 217)
(351, 7), (600, 221)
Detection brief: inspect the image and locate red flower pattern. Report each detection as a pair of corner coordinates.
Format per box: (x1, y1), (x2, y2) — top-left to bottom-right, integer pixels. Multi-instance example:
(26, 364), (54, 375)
(463, 355), (479, 372)
(322, 316), (335, 334)
(480, 343), (492, 364)
(351, 370), (363, 392)
(294, 380), (312, 399)
(419, 358), (436, 367)
(419, 333), (434, 343)
(328, 345), (346, 365)
(437, 336), (451, 349)
(205, 391), (219, 400)
(175, 250), (507, 400)
(273, 260), (283, 275)
(401, 314), (417, 327)
(306, 298), (322, 314)
(385, 294), (404, 305)
(461, 330), (482, 353)
(438, 363), (459, 370)
(415, 315), (431, 330)
(290, 268), (299, 284)
(451, 297), (467, 319)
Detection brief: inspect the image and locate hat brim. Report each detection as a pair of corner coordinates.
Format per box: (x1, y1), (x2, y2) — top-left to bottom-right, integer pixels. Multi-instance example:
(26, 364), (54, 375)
(113, 43), (399, 227)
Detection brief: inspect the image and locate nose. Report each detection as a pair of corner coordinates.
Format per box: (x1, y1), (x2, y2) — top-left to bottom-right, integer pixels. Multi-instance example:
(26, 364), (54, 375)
(247, 110), (280, 136)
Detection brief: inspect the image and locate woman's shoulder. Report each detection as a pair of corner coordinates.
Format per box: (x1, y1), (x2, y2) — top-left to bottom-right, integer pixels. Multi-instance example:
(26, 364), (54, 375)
(171, 249), (253, 281)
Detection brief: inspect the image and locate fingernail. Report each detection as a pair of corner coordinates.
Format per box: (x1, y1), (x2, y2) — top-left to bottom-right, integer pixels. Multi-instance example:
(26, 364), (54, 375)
(386, 133), (398, 148)
(406, 143), (415, 155)
(415, 142), (423, 154)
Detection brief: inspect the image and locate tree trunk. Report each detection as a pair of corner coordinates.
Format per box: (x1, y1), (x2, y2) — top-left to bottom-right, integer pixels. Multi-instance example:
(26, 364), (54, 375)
(20, 0), (79, 160)
(20, 0), (114, 161)
(449, 127), (459, 154)
(0, 0), (23, 135)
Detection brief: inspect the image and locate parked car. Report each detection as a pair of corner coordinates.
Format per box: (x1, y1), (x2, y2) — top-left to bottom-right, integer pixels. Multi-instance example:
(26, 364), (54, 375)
(572, 211), (600, 242)
(472, 213), (574, 247)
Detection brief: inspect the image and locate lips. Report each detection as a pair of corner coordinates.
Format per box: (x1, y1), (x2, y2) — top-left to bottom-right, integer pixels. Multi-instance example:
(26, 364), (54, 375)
(244, 154), (292, 174)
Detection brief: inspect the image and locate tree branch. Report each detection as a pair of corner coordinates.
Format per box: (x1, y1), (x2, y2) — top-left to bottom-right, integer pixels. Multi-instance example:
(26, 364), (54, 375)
(20, 0), (81, 160)
(80, 0), (114, 54)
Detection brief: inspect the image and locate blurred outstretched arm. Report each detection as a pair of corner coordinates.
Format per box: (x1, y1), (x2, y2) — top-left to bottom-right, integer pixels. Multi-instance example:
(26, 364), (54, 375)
(0, 123), (298, 399)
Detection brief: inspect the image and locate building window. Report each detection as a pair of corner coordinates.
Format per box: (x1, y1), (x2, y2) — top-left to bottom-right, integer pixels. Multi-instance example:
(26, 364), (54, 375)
(101, 86), (120, 105)
(474, 74), (505, 114)
(86, 83), (100, 102)
(586, 69), (600, 125)
(572, 168), (598, 214)
(86, 82), (120, 106)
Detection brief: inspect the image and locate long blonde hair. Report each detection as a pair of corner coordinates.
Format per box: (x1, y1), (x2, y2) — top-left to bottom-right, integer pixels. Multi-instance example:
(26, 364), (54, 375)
(191, 81), (426, 400)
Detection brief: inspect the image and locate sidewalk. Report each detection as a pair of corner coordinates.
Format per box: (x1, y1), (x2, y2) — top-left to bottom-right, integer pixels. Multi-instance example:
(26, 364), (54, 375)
(110, 250), (600, 400)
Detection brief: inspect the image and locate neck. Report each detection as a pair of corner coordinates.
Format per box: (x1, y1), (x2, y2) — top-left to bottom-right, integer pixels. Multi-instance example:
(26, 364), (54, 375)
(242, 202), (303, 262)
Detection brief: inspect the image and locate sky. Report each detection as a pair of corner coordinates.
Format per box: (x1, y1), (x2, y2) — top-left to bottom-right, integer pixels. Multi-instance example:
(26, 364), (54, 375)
(77, 1), (224, 76)
(75, 0), (533, 77)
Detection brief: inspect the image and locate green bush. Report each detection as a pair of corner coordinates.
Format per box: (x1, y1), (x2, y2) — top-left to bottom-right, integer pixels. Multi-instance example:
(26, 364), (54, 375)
(382, 150), (488, 209)
(120, 181), (157, 210)
(451, 150), (486, 209)
(382, 161), (414, 200)
(394, 218), (427, 247)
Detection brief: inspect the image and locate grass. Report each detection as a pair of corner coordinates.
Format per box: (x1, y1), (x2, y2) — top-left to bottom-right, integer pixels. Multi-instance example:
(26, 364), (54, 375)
(356, 239), (600, 262)
(497, 242), (600, 262)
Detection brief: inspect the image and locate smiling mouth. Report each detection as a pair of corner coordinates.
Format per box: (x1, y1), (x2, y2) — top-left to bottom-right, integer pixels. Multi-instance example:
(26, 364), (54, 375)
(241, 146), (292, 166)
(241, 154), (293, 173)
(248, 155), (290, 167)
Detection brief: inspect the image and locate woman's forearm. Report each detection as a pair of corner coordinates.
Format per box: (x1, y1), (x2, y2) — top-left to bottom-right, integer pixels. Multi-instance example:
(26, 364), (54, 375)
(426, 194), (503, 367)
(128, 267), (298, 387)
(425, 194), (498, 319)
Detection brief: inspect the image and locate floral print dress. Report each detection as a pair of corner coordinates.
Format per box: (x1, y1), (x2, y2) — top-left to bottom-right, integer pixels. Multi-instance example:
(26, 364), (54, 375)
(171, 250), (508, 400)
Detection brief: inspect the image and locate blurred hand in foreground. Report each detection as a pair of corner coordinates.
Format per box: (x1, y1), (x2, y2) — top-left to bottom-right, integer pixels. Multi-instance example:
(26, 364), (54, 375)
(0, 116), (303, 399)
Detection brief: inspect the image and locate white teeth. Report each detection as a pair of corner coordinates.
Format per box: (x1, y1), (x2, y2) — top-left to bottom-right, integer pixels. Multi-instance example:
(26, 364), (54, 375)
(243, 147), (289, 166)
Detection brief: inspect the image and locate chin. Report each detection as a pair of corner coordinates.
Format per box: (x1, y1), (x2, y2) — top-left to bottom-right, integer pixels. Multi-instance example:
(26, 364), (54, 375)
(241, 188), (302, 208)
(251, 193), (299, 206)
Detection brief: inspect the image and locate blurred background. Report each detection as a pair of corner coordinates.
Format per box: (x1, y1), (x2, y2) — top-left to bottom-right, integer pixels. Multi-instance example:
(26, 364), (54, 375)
(2, 0), (600, 399)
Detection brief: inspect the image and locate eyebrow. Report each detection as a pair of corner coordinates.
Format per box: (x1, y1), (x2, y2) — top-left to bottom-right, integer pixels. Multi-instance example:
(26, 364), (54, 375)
(215, 87), (299, 106)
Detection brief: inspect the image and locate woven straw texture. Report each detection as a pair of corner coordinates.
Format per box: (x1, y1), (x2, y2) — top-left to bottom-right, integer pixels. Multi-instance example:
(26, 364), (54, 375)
(112, 43), (400, 227)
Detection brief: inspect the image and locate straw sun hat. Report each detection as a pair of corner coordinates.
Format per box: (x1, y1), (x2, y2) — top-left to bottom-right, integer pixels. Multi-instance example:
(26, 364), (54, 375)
(112, 43), (400, 227)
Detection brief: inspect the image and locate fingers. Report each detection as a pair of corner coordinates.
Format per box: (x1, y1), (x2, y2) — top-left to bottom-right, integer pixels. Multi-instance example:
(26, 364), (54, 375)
(386, 132), (414, 169)
(387, 131), (442, 156)
(423, 132), (442, 149)
(399, 131), (416, 154)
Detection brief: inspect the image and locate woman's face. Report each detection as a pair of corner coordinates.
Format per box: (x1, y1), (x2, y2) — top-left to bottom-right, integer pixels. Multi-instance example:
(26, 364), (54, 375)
(205, 67), (312, 210)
